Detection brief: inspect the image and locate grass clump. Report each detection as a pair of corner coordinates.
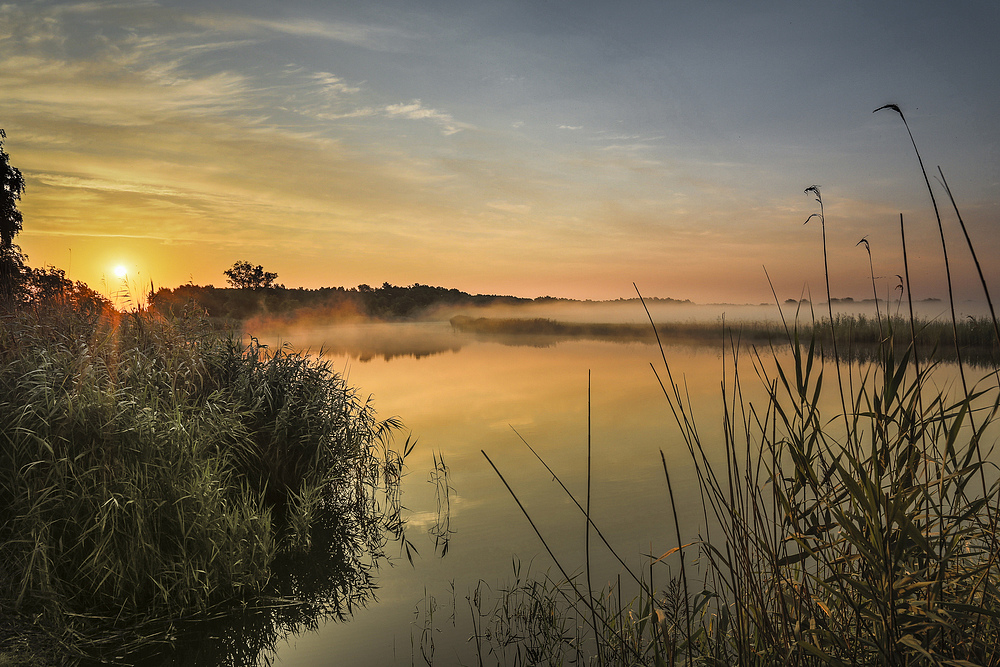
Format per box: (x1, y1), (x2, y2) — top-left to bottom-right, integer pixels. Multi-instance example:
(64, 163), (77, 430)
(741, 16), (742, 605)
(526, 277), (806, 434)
(0, 301), (404, 661)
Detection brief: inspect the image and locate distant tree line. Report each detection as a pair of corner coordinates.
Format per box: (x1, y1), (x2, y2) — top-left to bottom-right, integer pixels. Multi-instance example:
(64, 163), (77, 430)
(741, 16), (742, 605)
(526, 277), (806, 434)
(150, 278), (537, 323)
(150, 261), (701, 324)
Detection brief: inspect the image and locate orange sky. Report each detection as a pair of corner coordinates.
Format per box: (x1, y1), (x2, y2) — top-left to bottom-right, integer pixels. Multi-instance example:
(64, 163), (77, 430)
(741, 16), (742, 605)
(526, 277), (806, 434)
(3, 2), (999, 304)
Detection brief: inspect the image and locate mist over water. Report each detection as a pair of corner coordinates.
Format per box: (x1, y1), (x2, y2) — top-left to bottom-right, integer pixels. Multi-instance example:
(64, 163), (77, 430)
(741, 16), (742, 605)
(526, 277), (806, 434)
(252, 297), (988, 364)
(258, 321), (465, 362)
(431, 297), (988, 324)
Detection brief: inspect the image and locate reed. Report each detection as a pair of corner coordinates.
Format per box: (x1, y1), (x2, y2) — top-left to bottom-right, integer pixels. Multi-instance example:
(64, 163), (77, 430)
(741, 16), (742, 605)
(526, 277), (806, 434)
(479, 109), (1000, 665)
(0, 299), (405, 661)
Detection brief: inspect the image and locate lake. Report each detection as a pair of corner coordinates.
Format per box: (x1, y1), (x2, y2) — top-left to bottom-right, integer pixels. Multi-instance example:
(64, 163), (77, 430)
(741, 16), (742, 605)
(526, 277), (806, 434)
(232, 318), (801, 666)
(211, 304), (992, 667)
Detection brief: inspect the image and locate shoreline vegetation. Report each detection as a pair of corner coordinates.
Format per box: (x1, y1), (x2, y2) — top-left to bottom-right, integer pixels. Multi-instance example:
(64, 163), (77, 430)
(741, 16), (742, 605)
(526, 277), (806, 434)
(150, 280), (957, 328)
(148, 281), (698, 325)
(449, 313), (1000, 366)
(0, 297), (409, 664)
(465, 305), (1000, 665)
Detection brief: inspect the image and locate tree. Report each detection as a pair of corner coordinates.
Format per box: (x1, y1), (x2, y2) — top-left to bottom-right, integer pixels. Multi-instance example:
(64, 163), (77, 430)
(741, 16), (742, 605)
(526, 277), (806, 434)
(224, 260), (278, 290)
(0, 129), (26, 304)
(22, 265), (111, 316)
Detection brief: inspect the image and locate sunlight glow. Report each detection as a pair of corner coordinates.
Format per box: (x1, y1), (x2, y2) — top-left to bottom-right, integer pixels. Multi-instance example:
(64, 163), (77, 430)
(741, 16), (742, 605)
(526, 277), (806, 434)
(113, 265), (127, 279)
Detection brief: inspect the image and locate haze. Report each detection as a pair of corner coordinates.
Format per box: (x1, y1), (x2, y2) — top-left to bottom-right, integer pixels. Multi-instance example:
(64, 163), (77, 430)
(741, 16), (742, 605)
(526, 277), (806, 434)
(3, 1), (999, 304)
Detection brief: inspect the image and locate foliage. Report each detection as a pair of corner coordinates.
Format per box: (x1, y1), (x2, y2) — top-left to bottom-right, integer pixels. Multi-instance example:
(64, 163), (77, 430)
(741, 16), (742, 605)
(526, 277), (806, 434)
(224, 260), (279, 290)
(150, 283), (360, 323)
(0, 129), (26, 305)
(477, 308), (1000, 666)
(18, 264), (111, 316)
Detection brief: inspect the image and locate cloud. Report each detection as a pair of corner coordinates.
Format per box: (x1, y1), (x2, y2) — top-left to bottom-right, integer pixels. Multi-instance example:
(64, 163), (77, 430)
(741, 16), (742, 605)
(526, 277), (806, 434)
(384, 99), (470, 135)
(0, 3), (468, 148)
(34, 174), (182, 197)
(486, 201), (531, 214)
(51, 1), (158, 13)
(309, 71), (361, 95)
(558, 125), (584, 130)
(0, 60), (252, 127)
(189, 14), (414, 52)
(309, 107), (379, 121)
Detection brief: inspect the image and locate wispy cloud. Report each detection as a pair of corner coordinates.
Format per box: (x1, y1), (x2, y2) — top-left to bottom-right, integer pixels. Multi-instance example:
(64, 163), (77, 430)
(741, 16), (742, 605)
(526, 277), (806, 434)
(384, 100), (470, 135)
(34, 174), (182, 197)
(188, 14), (415, 52)
(0, 60), (252, 126)
(309, 71), (361, 96)
(486, 201), (531, 214)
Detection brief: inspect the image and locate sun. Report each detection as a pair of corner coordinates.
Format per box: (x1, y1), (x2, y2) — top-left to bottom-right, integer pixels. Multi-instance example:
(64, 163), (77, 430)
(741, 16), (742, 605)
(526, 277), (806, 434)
(113, 265), (127, 279)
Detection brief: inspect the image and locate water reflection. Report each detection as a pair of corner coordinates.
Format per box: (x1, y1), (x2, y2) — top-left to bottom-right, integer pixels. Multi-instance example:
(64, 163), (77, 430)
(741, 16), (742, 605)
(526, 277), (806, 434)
(148, 509), (383, 666)
(84, 450), (410, 666)
(427, 452), (455, 558)
(256, 320), (722, 361)
(258, 322), (464, 362)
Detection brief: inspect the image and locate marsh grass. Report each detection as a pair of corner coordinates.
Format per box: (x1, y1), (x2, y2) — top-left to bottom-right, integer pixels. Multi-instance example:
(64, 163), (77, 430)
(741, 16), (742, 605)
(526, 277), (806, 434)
(476, 110), (1000, 665)
(0, 301), (406, 662)
(474, 301), (1000, 666)
(451, 314), (1000, 367)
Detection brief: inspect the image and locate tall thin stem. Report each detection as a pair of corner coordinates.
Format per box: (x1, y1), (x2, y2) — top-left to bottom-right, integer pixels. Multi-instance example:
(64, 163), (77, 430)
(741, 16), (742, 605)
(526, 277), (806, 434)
(857, 237), (884, 342)
(937, 167), (1000, 351)
(805, 185), (850, 436)
(585, 370), (603, 667)
(874, 104), (969, 393)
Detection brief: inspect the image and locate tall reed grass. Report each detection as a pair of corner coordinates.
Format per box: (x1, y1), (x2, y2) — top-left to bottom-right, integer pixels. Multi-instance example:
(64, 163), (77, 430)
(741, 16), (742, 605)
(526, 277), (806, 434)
(0, 301), (406, 662)
(476, 107), (1000, 665)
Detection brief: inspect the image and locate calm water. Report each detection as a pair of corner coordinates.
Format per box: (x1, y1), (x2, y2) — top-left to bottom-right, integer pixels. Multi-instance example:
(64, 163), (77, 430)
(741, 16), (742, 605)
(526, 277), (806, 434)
(225, 320), (769, 666)
(225, 316), (989, 666)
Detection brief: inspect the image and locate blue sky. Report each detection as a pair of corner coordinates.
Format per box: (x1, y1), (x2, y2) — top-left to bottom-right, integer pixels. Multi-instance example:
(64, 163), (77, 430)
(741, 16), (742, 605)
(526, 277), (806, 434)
(2, 0), (998, 302)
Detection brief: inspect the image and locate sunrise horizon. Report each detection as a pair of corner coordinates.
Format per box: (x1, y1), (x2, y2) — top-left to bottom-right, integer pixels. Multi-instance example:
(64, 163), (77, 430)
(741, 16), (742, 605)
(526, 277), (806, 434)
(3, 1), (998, 307)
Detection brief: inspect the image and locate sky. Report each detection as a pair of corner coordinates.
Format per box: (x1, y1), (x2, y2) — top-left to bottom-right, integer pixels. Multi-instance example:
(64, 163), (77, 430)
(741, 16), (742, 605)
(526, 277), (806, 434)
(1, 0), (998, 303)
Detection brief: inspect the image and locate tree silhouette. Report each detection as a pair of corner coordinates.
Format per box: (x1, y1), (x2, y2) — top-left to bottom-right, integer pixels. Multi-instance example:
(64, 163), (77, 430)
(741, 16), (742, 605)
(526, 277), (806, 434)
(0, 129), (26, 304)
(224, 261), (278, 290)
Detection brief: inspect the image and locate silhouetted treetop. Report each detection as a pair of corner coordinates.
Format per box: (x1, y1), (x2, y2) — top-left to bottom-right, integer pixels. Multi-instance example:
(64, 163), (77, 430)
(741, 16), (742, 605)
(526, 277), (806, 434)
(224, 261), (278, 290)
